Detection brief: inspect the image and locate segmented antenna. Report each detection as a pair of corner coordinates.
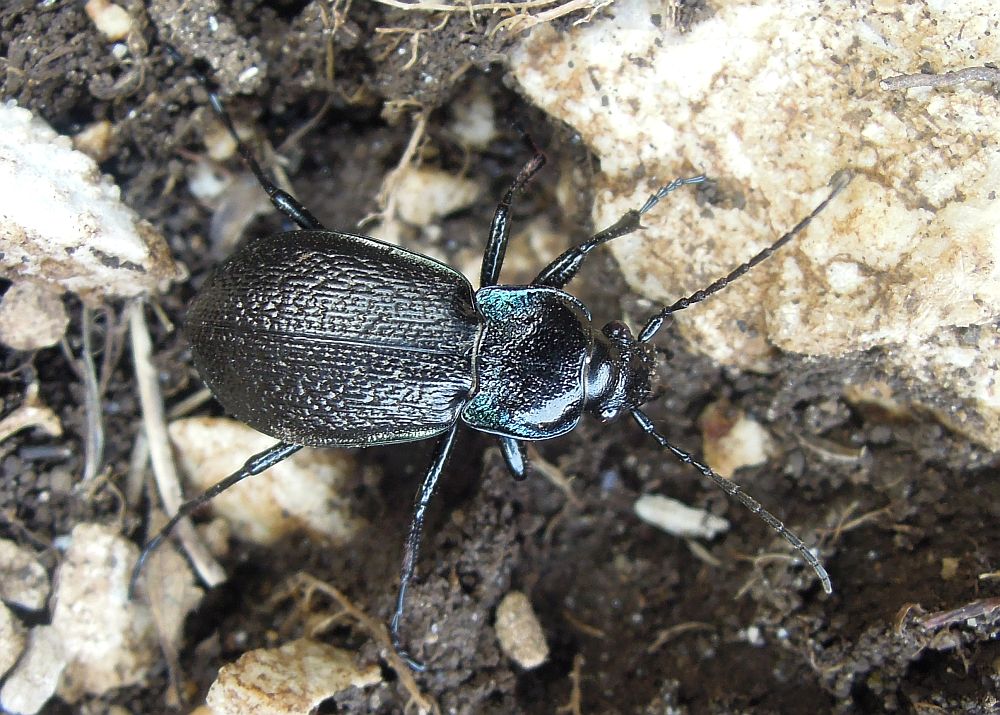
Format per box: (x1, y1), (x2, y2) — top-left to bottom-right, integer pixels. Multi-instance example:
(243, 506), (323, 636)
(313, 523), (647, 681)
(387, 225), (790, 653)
(639, 172), (853, 343)
(631, 409), (832, 593)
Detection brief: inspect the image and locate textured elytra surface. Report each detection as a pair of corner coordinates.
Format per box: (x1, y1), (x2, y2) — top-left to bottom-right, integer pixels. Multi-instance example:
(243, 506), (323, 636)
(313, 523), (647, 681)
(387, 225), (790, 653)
(187, 231), (480, 447)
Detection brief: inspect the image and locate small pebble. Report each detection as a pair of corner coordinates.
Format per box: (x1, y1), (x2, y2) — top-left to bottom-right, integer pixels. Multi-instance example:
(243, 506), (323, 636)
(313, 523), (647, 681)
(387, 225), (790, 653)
(495, 591), (549, 669)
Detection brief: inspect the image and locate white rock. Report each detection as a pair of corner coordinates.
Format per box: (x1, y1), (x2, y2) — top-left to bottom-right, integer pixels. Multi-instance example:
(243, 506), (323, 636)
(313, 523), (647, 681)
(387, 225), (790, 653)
(0, 539), (50, 610)
(0, 602), (25, 678)
(699, 401), (775, 478)
(511, 0), (1000, 449)
(634, 495), (730, 540)
(495, 591), (549, 670)
(448, 82), (497, 149)
(394, 166), (482, 227)
(0, 626), (65, 715)
(206, 639), (381, 715)
(168, 417), (365, 546)
(0, 281), (69, 351)
(0, 102), (185, 303)
(84, 0), (133, 41)
(51, 523), (156, 701)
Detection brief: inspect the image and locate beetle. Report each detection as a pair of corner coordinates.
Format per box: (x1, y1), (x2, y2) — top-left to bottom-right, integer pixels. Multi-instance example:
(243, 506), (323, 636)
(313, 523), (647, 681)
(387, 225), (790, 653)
(133, 50), (848, 670)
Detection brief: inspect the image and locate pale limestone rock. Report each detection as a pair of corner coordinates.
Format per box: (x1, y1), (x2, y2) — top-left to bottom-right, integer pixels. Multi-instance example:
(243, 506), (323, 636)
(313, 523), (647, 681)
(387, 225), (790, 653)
(0, 102), (185, 303)
(0, 539), (50, 610)
(495, 591), (549, 670)
(511, 0), (1000, 449)
(206, 639), (380, 715)
(169, 417), (365, 546)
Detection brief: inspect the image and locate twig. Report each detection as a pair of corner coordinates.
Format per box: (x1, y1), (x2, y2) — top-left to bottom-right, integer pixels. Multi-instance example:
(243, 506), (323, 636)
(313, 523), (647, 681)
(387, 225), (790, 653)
(128, 301), (226, 587)
(526, 444), (582, 508)
(881, 66), (1000, 91)
(78, 306), (105, 484)
(0, 380), (62, 443)
(646, 621), (714, 655)
(359, 109), (429, 229)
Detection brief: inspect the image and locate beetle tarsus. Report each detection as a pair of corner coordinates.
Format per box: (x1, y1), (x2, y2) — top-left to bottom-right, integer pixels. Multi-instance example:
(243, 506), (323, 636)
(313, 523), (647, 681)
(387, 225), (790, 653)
(499, 437), (528, 480)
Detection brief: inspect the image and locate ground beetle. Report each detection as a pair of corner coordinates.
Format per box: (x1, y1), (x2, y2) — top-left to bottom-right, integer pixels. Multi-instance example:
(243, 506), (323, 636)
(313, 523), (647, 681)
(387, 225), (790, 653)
(133, 49), (849, 669)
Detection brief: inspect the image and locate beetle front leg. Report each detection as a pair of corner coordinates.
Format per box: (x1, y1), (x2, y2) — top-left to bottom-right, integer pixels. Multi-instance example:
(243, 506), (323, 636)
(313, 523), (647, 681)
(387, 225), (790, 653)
(499, 437), (528, 481)
(391, 424), (459, 670)
(480, 150), (546, 287)
(533, 175), (706, 289)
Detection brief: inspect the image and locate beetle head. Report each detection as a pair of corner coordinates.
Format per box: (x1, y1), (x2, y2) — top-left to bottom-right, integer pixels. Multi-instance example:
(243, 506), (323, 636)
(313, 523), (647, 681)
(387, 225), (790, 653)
(585, 321), (659, 422)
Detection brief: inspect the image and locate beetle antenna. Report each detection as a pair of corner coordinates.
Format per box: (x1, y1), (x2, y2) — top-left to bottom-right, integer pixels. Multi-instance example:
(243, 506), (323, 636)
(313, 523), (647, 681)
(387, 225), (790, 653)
(639, 171), (853, 343)
(630, 409), (832, 594)
(129, 442), (302, 597)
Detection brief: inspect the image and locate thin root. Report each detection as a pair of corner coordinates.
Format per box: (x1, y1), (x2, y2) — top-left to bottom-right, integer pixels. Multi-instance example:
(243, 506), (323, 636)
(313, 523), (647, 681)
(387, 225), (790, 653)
(283, 572), (439, 715)
(555, 653), (584, 715)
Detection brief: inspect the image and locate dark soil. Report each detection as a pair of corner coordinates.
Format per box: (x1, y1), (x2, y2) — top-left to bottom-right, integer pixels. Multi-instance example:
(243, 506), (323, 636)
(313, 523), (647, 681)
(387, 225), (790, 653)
(2, 2), (998, 714)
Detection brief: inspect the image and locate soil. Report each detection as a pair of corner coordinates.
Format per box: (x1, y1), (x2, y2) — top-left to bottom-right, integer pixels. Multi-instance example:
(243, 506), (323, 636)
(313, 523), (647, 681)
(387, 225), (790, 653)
(2, 2), (998, 714)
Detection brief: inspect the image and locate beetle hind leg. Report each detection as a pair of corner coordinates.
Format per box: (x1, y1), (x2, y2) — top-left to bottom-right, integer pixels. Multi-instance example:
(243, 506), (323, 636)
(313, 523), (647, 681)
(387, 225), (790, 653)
(166, 46), (325, 231)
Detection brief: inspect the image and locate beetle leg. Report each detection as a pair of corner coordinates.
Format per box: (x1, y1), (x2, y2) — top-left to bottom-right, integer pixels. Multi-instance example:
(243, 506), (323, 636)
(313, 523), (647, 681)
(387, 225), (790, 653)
(480, 151), (547, 287)
(166, 46), (325, 231)
(533, 175), (706, 289)
(391, 424), (459, 671)
(129, 441), (302, 597)
(638, 171), (852, 342)
(499, 437), (528, 481)
(630, 409), (833, 594)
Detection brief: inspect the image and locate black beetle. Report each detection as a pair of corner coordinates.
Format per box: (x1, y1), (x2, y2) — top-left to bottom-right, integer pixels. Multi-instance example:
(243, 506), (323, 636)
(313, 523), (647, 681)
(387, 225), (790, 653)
(133, 51), (848, 669)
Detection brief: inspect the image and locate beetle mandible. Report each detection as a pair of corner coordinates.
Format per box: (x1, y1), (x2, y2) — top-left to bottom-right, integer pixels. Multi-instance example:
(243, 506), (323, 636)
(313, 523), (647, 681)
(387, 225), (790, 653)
(132, 49), (848, 670)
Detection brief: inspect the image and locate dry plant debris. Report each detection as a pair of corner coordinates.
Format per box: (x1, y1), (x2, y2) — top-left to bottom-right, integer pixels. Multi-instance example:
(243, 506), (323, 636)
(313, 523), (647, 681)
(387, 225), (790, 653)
(0, 381), (62, 446)
(699, 399), (776, 478)
(633, 494), (730, 540)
